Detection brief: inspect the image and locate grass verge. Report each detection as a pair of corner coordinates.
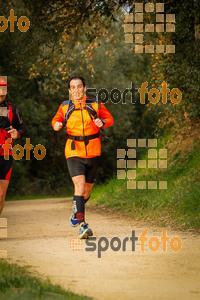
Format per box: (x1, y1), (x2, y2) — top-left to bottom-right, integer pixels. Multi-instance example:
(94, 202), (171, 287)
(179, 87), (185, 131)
(6, 195), (73, 202)
(0, 259), (89, 300)
(91, 131), (200, 229)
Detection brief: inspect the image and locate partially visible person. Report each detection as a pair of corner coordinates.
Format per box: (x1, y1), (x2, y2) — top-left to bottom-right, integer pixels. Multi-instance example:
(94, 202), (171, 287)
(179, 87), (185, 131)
(0, 77), (25, 215)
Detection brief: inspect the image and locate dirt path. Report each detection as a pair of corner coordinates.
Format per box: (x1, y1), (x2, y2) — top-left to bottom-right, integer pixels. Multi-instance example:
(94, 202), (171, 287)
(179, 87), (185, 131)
(1, 198), (200, 299)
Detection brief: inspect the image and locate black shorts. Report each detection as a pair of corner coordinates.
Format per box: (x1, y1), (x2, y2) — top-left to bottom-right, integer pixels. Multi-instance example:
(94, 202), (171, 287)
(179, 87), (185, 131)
(0, 155), (13, 181)
(67, 156), (100, 183)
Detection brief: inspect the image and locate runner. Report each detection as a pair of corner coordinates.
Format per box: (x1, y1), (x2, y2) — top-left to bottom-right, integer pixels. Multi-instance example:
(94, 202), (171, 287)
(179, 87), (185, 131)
(0, 77), (26, 215)
(52, 75), (114, 238)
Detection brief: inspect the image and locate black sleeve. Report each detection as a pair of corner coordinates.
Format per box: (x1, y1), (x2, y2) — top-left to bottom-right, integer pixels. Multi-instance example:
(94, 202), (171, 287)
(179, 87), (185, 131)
(11, 105), (26, 138)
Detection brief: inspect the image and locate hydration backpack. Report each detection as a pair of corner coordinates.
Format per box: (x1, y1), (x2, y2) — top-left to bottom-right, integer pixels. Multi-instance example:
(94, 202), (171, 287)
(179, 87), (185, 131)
(62, 97), (99, 127)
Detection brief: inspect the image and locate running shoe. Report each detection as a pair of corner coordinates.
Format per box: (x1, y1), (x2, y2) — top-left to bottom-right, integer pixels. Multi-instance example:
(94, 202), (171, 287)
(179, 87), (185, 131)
(69, 213), (79, 227)
(79, 223), (93, 239)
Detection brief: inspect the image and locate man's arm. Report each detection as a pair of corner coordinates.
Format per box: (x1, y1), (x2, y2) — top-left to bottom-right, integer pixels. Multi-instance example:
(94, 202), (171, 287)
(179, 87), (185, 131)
(98, 102), (114, 127)
(51, 104), (64, 131)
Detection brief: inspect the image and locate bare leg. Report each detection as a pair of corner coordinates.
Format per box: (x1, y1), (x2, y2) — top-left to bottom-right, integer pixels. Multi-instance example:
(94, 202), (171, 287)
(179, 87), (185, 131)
(0, 180), (9, 215)
(72, 175), (86, 196)
(71, 176), (94, 201)
(84, 182), (94, 200)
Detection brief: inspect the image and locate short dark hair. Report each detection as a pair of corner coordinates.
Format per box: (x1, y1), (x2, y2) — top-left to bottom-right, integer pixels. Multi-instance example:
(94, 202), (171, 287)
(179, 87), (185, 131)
(67, 75), (86, 89)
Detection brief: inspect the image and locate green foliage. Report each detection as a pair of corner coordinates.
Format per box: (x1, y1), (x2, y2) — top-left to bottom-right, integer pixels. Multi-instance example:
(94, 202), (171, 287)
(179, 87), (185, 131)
(149, 0), (200, 127)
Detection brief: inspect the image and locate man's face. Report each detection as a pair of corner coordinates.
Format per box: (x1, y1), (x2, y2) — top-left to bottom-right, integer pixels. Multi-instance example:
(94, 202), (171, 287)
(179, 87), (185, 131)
(69, 79), (86, 101)
(0, 87), (7, 104)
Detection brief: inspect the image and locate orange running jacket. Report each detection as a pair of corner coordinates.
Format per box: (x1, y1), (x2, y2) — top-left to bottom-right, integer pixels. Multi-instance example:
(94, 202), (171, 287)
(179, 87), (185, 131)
(52, 95), (114, 159)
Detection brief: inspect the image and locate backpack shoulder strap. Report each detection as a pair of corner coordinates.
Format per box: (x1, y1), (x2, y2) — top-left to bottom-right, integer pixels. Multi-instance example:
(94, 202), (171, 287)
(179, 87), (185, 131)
(62, 98), (99, 126)
(62, 100), (75, 125)
(8, 102), (17, 117)
(85, 97), (98, 120)
(62, 100), (70, 107)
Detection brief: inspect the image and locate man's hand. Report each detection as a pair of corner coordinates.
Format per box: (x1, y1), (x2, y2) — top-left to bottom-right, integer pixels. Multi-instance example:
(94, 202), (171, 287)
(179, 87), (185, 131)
(54, 122), (63, 131)
(8, 126), (20, 139)
(93, 118), (103, 128)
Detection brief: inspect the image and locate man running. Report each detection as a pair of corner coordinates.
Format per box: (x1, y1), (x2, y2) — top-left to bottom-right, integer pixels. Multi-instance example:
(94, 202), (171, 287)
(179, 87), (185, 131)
(0, 77), (26, 215)
(52, 75), (114, 238)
